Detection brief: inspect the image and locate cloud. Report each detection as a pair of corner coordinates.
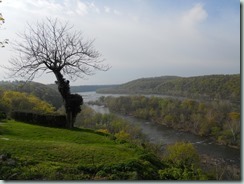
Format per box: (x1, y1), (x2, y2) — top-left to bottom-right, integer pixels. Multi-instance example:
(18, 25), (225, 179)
(76, 1), (88, 16)
(180, 3), (208, 32)
(91, 3), (237, 82)
(113, 9), (122, 16)
(2, 0), (26, 10)
(103, 5), (122, 16)
(104, 6), (110, 13)
(23, 0), (64, 16)
(2, 0), (102, 18)
(88, 2), (100, 14)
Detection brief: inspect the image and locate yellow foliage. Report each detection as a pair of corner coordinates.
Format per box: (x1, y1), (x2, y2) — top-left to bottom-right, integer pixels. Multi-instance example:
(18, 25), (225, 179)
(164, 142), (200, 167)
(96, 129), (110, 134)
(114, 130), (130, 141)
(0, 91), (55, 113)
(228, 112), (240, 121)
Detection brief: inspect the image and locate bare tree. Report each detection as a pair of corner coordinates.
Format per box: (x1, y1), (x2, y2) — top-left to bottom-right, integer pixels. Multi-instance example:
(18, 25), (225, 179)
(4, 18), (109, 128)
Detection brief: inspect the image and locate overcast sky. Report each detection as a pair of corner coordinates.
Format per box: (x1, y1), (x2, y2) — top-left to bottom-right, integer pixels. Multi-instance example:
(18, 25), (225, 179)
(0, 0), (240, 85)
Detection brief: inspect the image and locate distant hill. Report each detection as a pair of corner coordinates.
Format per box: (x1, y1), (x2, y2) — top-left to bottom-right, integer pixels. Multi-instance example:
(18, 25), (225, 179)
(97, 76), (179, 94)
(0, 81), (63, 109)
(70, 85), (118, 93)
(97, 74), (240, 102)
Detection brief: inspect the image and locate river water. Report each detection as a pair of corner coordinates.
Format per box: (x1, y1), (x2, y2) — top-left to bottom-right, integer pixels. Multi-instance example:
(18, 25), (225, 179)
(78, 91), (240, 166)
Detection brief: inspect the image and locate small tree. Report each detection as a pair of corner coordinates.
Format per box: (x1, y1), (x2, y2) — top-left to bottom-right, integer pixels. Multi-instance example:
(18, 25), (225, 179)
(4, 18), (109, 128)
(159, 142), (206, 180)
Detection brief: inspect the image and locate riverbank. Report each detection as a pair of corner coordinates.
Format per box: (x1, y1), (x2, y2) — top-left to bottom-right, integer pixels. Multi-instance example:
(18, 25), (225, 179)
(129, 113), (240, 180)
(158, 121), (240, 150)
(117, 113), (241, 180)
(200, 154), (240, 180)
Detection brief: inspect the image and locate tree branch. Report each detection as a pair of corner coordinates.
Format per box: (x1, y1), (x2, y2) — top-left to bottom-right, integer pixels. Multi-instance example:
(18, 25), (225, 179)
(2, 18), (110, 81)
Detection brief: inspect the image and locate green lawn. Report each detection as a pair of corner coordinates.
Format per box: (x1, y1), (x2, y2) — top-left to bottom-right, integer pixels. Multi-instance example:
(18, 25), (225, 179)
(0, 120), (161, 180)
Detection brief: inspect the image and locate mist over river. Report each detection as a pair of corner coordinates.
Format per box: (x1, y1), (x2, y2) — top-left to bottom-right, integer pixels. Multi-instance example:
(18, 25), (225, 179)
(78, 91), (240, 166)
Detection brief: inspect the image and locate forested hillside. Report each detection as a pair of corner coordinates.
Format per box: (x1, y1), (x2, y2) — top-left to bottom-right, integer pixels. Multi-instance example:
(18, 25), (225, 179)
(0, 81), (62, 109)
(70, 85), (118, 93)
(97, 76), (179, 94)
(97, 74), (240, 103)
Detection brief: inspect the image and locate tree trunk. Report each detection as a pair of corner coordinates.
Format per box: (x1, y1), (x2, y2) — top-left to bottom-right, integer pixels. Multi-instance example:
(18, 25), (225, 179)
(54, 71), (73, 128)
(54, 71), (83, 129)
(66, 108), (73, 129)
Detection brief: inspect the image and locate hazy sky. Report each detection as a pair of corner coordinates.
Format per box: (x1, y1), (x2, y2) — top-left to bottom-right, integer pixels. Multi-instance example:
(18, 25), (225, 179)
(0, 0), (240, 85)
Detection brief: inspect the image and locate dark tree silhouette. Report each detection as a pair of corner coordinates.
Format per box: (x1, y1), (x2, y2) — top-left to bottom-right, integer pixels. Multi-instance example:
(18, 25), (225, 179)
(4, 18), (109, 128)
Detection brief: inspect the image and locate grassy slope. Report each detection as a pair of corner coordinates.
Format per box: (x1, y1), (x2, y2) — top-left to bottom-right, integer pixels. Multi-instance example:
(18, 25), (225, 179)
(0, 120), (161, 180)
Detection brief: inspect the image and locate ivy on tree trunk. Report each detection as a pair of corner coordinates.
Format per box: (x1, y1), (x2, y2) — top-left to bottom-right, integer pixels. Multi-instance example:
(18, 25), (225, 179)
(55, 71), (83, 128)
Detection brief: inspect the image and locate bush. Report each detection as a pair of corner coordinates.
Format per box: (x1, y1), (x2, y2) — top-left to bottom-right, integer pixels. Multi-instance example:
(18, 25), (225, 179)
(11, 111), (66, 128)
(159, 142), (207, 180)
(114, 130), (130, 142)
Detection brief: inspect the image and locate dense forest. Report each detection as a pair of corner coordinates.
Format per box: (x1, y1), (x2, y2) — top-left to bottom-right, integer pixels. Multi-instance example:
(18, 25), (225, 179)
(97, 74), (240, 103)
(91, 96), (240, 148)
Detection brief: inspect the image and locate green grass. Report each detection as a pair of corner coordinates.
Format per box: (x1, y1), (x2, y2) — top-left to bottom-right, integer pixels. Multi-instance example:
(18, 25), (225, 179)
(0, 120), (162, 180)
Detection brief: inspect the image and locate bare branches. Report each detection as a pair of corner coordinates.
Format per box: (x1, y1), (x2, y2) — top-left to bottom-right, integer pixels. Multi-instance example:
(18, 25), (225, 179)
(4, 18), (110, 81)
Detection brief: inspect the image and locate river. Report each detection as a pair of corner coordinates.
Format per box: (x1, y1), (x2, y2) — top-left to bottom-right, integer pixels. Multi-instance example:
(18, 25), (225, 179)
(78, 91), (240, 167)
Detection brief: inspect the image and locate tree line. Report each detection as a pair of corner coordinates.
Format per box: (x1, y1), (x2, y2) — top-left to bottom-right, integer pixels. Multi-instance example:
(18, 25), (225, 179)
(93, 96), (240, 147)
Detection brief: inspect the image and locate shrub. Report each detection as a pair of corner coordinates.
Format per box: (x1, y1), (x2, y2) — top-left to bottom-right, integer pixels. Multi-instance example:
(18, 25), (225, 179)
(114, 130), (130, 142)
(159, 142), (207, 180)
(11, 111), (66, 128)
